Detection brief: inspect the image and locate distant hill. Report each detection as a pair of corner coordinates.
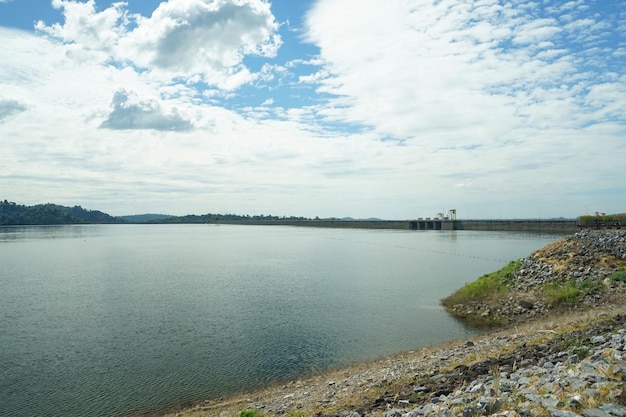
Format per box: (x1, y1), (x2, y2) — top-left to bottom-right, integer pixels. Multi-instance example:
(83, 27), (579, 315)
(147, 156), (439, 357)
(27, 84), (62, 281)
(0, 200), (124, 225)
(117, 214), (173, 223)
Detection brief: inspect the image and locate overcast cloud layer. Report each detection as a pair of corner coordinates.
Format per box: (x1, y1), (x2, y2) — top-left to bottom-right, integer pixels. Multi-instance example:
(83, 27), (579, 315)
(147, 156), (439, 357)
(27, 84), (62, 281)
(1, 0), (624, 219)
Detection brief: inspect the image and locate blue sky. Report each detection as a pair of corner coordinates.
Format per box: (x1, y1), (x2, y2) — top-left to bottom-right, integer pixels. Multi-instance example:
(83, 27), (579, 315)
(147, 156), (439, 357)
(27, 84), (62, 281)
(1, 0), (624, 219)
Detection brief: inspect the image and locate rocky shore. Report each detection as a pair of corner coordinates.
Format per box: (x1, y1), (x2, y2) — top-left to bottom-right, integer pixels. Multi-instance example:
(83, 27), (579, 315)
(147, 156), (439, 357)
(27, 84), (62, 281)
(444, 229), (626, 325)
(162, 230), (626, 417)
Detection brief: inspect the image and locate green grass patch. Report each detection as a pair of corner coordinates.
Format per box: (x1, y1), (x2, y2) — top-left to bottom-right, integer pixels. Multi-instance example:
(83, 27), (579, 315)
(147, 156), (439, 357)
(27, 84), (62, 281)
(578, 277), (603, 294)
(543, 277), (603, 306)
(237, 410), (264, 417)
(442, 260), (521, 307)
(544, 281), (581, 306)
(610, 270), (626, 283)
(554, 330), (594, 360)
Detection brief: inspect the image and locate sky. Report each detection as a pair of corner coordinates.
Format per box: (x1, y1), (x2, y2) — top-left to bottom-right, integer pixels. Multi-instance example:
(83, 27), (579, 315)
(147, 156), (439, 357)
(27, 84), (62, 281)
(1, 0), (625, 219)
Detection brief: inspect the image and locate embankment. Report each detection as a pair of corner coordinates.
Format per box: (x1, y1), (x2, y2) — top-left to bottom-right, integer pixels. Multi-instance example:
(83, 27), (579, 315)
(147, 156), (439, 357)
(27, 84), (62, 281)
(443, 229), (626, 326)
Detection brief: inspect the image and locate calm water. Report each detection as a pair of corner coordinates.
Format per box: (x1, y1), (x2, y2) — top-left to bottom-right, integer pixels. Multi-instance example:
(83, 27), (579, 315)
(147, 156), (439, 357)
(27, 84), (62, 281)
(0, 224), (565, 417)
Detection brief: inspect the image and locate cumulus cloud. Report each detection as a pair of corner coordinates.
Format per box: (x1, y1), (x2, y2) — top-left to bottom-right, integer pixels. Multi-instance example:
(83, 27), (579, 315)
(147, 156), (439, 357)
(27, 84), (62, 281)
(34, 0), (128, 63)
(121, 0), (280, 82)
(35, 0), (281, 88)
(100, 90), (193, 131)
(0, 99), (27, 122)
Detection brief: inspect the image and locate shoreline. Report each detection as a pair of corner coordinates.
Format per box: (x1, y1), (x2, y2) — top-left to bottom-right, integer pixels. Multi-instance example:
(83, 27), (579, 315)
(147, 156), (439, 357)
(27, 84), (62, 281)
(155, 304), (626, 417)
(156, 229), (626, 417)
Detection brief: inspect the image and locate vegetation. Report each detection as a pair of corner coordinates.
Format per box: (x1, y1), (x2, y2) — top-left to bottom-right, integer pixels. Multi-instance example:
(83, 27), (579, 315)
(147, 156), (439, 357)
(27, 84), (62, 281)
(442, 260), (521, 308)
(553, 331), (592, 360)
(116, 213), (172, 223)
(149, 213), (311, 224)
(0, 200), (124, 225)
(0, 200), (318, 225)
(543, 281), (582, 305)
(610, 270), (626, 283)
(577, 213), (626, 227)
(237, 410), (264, 417)
(578, 213), (626, 222)
(543, 276), (603, 306)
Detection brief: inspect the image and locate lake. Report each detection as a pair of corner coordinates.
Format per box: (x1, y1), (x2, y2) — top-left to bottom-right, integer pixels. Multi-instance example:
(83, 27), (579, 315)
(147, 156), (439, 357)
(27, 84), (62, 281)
(0, 224), (566, 417)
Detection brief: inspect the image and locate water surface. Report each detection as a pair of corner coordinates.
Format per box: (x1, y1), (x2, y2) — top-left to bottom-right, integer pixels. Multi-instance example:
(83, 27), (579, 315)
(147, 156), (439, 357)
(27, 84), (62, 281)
(0, 224), (565, 416)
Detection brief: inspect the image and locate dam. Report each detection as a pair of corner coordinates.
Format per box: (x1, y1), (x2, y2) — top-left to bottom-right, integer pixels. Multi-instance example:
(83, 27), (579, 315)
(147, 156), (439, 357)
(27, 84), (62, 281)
(408, 219), (578, 233)
(216, 218), (580, 233)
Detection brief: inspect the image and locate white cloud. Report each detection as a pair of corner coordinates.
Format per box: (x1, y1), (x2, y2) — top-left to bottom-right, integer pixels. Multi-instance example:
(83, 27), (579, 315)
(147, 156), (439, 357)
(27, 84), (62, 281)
(100, 90), (193, 131)
(35, 0), (128, 63)
(303, 0), (624, 142)
(34, 0), (281, 88)
(512, 19), (562, 45)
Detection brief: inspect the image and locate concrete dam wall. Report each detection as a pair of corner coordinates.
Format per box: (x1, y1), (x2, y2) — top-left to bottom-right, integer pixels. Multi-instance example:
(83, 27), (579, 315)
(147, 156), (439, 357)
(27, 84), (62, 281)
(449, 219), (577, 232)
(218, 219), (578, 233)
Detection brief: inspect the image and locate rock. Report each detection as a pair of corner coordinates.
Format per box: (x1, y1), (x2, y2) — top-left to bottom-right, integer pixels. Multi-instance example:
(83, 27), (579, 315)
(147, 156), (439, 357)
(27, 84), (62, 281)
(548, 409), (583, 417)
(569, 394), (585, 408)
(469, 382), (485, 394)
(461, 405), (479, 417)
(599, 404), (626, 417)
(582, 409), (612, 417)
(591, 336), (607, 345)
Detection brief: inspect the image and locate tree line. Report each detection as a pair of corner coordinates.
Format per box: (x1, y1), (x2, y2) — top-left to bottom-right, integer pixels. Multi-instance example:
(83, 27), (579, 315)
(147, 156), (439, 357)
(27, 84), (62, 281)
(0, 200), (123, 225)
(0, 200), (315, 225)
(149, 213), (311, 224)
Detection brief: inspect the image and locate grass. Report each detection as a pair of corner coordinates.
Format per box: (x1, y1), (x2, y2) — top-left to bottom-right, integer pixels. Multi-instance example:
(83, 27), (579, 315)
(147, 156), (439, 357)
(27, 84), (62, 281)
(542, 276), (604, 307)
(442, 259), (521, 308)
(544, 281), (581, 305)
(553, 329), (593, 360)
(610, 270), (626, 283)
(237, 410), (264, 417)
